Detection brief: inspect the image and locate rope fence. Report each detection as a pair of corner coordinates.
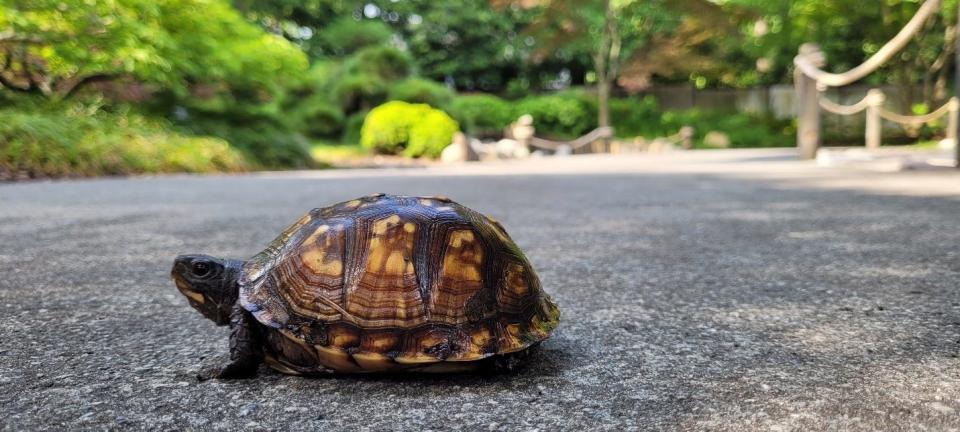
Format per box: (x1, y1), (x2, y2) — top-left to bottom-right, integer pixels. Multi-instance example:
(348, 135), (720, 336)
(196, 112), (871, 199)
(528, 127), (615, 152)
(794, 0), (942, 88)
(818, 93), (874, 116)
(878, 99), (957, 124)
(792, 0), (958, 165)
(817, 88), (958, 149)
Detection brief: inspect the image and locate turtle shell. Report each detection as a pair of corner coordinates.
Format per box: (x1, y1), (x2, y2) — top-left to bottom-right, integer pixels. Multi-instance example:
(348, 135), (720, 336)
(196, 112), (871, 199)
(239, 193), (560, 373)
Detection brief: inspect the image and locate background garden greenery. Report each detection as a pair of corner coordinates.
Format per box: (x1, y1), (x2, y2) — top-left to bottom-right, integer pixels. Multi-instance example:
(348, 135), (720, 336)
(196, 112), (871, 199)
(0, 0), (955, 177)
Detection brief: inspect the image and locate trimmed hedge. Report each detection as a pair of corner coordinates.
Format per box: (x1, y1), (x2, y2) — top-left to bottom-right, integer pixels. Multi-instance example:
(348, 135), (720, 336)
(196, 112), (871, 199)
(360, 101), (459, 158)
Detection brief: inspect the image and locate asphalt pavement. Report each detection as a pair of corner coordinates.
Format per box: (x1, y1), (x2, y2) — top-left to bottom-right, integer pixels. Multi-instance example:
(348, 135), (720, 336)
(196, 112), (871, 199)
(2, 149), (959, 431)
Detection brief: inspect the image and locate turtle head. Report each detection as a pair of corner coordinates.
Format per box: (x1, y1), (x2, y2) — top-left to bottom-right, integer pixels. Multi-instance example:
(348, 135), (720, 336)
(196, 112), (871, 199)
(171, 254), (243, 326)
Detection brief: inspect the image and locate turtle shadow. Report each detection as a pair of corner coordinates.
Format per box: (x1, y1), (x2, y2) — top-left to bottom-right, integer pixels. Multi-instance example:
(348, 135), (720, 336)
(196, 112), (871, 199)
(254, 344), (569, 386)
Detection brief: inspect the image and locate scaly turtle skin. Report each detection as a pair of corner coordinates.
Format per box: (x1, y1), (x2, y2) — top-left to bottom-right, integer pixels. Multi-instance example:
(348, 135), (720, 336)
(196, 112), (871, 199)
(171, 194), (560, 378)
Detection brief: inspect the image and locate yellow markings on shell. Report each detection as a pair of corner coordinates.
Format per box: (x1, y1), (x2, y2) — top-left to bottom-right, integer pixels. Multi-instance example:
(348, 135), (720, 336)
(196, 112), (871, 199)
(441, 255), (480, 282)
(372, 214), (401, 235)
(448, 230), (474, 248)
(301, 224), (330, 247)
(442, 230), (482, 281)
(366, 335), (400, 352)
(504, 263), (528, 296)
(344, 200), (361, 208)
(300, 225), (342, 277)
(366, 245), (386, 272)
(331, 333), (358, 347)
(384, 250), (408, 275)
(471, 327), (491, 348)
(499, 323), (527, 353)
(302, 249), (343, 277)
(395, 332), (444, 364)
(366, 215), (413, 275)
(443, 255), (480, 282)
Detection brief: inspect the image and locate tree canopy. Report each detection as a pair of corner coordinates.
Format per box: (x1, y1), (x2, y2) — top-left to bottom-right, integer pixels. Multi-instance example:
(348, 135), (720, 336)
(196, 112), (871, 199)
(0, 0), (307, 98)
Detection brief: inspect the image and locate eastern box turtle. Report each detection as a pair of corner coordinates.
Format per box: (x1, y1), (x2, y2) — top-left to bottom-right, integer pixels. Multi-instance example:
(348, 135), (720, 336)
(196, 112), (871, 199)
(171, 194), (560, 378)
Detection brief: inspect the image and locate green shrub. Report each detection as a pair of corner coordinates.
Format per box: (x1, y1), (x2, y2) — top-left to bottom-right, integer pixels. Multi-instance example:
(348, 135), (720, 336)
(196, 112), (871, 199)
(342, 111), (368, 145)
(185, 118), (314, 169)
(360, 101), (459, 158)
(348, 46), (413, 81)
(504, 78), (532, 100)
(361, 101), (422, 154)
(0, 104), (246, 178)
(331, 73), (388, 113)
(609, 96), (663, 138)
(515, 93), (594, 139)
(388, 78), (455, 108)
(406, 109), (461, 158)
(659, 109), (794, 148)
(317, 17), (393, 57)
(448, 94), (515, 136)
(297, 60), (341, 94)
(286, 97), (345, 139)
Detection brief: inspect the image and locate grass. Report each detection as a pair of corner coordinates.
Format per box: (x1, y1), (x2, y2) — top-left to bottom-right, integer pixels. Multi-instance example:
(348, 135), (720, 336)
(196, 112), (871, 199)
(901, 139), (943, 150)
(310, 141), (369, 165)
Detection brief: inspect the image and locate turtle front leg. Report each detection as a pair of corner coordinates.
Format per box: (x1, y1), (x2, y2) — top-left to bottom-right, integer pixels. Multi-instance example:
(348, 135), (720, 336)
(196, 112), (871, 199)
(217, 303), (264, 379)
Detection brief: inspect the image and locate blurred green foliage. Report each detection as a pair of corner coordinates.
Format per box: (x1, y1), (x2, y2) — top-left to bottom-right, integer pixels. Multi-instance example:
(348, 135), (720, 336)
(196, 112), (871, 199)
(0, 0), (306, 98)
(388, 78), (456, 109)
(332, 73), (389, 113)
(341, 111), (369, 147)
(0, 100), (245, 177)
(361, 101), (458, 158)
(515, 92), (596, 139)
(317, 16), (393, 57)
(608, 96), (794, 148)
(448, 94), (515, 136)
(0, 0), (948, 177)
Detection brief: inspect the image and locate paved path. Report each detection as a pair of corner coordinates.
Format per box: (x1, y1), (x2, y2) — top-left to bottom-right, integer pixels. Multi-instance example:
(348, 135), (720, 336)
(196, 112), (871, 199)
(2, 149), (959, 431)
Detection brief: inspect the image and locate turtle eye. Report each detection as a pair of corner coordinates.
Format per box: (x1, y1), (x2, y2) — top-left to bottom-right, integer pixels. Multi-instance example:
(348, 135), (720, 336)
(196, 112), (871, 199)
(192, 261), (211, 277)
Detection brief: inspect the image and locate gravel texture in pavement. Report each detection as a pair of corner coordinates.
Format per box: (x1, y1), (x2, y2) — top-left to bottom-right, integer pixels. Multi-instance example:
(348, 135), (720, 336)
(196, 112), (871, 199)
(2, 150), (959, 431)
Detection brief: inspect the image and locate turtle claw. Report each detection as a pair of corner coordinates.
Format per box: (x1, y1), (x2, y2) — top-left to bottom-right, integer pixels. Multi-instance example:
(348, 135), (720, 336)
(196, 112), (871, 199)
(216, 361), (259, 379)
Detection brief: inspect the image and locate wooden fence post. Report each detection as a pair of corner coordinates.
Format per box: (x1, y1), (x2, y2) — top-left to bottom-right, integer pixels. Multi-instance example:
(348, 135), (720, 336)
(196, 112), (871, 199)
(795, 44), (825, 160)
(864, 89), (886, 149)
(679, 126), (694, 150)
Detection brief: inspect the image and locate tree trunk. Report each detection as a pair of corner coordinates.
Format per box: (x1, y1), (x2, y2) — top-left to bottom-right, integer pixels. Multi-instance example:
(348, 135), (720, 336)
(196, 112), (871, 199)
(598, 79), (610, 128)
(593, 0), (619, 131)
